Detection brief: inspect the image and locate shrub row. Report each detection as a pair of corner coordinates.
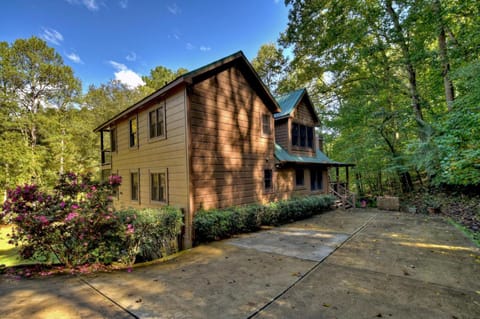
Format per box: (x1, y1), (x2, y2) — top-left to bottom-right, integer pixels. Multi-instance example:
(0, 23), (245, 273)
(193, 195), (335, 243)
(116, 207), (183, 265)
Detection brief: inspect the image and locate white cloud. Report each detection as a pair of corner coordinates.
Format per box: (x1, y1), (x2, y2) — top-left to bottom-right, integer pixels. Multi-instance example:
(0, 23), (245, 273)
(125, 52), (137, 61)
(42, 27), (64, 45)
(119, 0), (128, 9)
(66, 0), (100, 11)
(167, 3), (181, 15)
(66, 52), (83, 64)
(200, 46), (211, 52)
(186, 43), (195, 50)
(109, 61), (144, 88)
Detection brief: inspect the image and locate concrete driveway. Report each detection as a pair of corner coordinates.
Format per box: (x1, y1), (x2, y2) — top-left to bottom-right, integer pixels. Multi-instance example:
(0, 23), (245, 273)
(1, 209), (479, 318)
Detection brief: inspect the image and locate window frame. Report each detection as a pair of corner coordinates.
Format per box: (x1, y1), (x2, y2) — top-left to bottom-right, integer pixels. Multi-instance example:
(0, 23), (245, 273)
(148, 102), (166, 140)
(110, 127), (117, 152)
(264, 169), (273, 192)
(291, 122), (315, 150)
(129, 116), (138, 148)
(295, 168), (305, 187)
(310, 168), (323, 191)
(130, 170), (139, 201)
(150, 169), (168, 204)
(261, 113), (271, 136)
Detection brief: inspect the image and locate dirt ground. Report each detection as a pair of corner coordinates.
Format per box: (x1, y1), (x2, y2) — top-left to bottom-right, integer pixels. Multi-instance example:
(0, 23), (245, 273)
(1, 209), (479, 319)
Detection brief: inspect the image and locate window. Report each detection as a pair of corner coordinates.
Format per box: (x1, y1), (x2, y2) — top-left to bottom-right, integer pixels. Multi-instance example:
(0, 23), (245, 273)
(292, 123), (299, 146)
(264, 169), (273, 191)
(300, 125), (306, 147)
(262, 114), (271, 135)
(295, 168), (304, 186)
(110, 128), (117, 152)
(129, 118), (137, 147)
(310, 168), (323, 191)
(149, 105), (165, 139)
(151, 172), (166, 202)
(292, 123), (314, 149)
(307, 127), (314, 148)
(131, 172), (139, 201)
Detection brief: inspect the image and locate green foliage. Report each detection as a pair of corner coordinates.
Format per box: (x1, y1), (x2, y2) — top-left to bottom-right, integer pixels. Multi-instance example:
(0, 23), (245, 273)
(2, 172), (122, 267)
(278, 0), (480, 192)
(141, 66), (188, 91)
(251, 43), (288, 94)
(193, 195), (334, 243)
(116, 207), (183, 265)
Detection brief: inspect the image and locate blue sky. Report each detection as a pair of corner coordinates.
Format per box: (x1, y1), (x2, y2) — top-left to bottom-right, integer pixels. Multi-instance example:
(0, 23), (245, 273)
(1, 0), (289, 89)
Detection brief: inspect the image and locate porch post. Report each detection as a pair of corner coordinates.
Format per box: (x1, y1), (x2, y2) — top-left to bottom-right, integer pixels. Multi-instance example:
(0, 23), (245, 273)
(346, 166), (349, 191)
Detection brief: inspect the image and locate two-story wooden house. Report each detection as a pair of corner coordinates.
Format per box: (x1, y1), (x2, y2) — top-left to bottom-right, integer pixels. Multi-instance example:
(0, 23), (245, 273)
(95, 51), (351, 248)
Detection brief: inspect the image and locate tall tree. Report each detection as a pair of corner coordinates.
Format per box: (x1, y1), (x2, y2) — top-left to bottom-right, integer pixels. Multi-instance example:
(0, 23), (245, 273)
(0, 37), (80, 187)
(142, 66), (188, 91)
(251, 43), (288, 94)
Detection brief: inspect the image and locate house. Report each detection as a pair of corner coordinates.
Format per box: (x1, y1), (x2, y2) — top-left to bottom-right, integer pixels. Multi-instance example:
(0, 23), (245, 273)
(94, 51), (352, 248)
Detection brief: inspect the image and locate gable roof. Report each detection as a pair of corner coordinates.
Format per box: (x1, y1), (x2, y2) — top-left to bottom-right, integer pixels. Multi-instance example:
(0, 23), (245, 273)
(274, 143), (353, 167)
(95, 51), (281, 132)
(274, 88), (320, 123)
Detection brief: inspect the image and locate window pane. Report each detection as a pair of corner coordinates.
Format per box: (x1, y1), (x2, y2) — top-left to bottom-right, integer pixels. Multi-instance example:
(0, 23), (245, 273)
(292, 124), (299, 146)
(300, 125), (306, 147)
(149, 110), (156, 138)
(264, 169), (272, 190)
(307, 127), (313, 148)
(262, 114), (270, 135)
(157, 108), (164, 137)
(151, 172), (166, 202)
(295, 168), (304, 186)
(131, 172), (138, 200)
(110, 128), (116, 152)
(130, 119), (137, 147)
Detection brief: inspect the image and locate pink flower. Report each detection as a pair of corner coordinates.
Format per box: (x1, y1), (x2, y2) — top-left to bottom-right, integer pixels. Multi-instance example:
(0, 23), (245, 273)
(71, 204), (79, 210)
(60, 201), (66, 209)
(65, 212), (79, 222)
(36, 215), (49, 224)
(126, 224), (135, 235)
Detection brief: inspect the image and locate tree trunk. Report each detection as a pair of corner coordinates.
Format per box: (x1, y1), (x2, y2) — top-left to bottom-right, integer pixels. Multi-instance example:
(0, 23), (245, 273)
(434, 0), (455, 110)
(385, 0), (425, 128)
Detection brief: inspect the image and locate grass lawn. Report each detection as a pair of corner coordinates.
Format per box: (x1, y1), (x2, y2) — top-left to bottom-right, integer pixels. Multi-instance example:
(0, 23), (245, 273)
(0, 225), (39, 267)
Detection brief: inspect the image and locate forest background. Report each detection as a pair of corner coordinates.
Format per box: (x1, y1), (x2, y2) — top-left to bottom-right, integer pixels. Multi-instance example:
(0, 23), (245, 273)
(1, 0), (479, 197)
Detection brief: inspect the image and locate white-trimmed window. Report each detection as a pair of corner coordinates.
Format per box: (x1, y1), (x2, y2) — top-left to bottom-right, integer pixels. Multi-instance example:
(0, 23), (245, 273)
(149, 103), (165, 139)
(150, 169), (167, 203)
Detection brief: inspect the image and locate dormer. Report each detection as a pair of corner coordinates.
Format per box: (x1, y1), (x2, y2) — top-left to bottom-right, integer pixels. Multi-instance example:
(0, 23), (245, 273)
(274, 88), (320, 157)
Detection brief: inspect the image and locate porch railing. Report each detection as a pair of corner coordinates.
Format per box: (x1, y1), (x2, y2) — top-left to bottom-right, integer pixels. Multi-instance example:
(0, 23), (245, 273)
(329, 182), (355, 209)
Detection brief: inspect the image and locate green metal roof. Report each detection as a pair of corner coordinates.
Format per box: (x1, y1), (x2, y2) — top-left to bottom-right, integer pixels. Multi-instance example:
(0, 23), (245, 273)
(274, 88), (306, 119)
(274, 143), (352, 166)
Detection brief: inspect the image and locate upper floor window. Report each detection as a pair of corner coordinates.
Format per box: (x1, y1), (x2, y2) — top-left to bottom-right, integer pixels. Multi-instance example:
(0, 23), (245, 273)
(129, 117), (137, 147)
(110, 127), (117, 152)
(149, 104), (165, 139)
(292, 123), (314, 149)
(262, 114), (271, 135)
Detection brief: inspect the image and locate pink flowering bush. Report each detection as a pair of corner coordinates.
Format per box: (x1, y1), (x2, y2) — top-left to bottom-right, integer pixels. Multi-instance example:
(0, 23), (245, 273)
(2, 172), (123, 267)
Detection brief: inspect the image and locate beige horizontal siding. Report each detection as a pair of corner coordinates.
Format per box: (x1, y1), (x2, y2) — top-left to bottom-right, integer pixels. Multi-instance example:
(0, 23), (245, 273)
(111, 91), (188, 212)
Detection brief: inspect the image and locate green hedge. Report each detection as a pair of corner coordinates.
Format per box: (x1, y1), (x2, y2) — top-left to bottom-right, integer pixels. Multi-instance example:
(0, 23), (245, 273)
(194, 195), (334, 244)
(116, 207), (183, 265)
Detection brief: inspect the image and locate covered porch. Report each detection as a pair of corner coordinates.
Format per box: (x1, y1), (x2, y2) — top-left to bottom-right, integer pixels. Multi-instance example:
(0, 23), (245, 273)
(329, 164), (356, 209)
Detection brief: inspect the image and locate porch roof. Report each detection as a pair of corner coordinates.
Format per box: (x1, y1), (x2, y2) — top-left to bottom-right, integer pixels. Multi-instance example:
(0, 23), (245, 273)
(274, 143), (354, 167)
